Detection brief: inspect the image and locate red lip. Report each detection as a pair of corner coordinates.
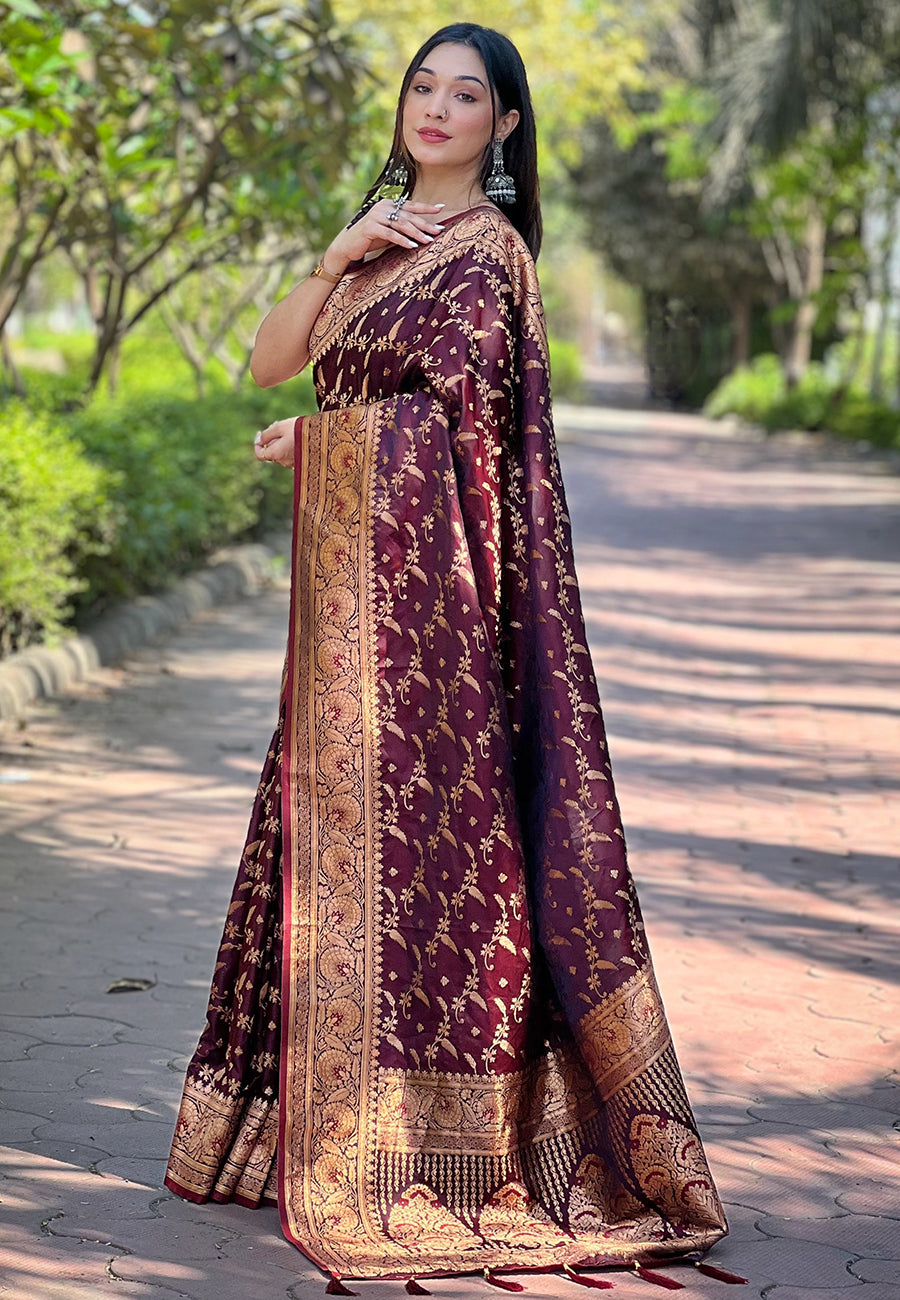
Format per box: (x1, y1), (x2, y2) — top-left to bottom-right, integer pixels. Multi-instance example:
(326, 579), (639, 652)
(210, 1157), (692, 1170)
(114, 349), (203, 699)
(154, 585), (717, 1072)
(417, 128), (451, 141)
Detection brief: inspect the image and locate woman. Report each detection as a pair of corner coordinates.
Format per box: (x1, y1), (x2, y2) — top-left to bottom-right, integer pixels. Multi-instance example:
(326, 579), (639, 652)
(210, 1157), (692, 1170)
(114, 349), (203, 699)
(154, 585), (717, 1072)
(165, 23), (736, 1292)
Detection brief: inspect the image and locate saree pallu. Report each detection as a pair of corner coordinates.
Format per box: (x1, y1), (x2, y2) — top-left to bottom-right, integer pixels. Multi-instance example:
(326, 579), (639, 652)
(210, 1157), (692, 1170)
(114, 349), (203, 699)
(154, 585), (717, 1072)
(165, 207), (727, 1280)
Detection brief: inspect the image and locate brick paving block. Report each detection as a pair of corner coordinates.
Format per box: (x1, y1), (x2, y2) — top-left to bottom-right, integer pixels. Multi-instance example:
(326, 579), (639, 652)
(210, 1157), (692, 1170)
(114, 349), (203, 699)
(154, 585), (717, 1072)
(838, 1182), (900, 1220)
(712, 1231), (858, 1286)
(851, 1259), (900, 1284)
(758, 1213), (900, 1258)
(0, 1235), (119, 1300)
(766, 1290), (897, 1300)
(720, 1201), (773, 1242)
(94, 1154), (168, 1186)
(747, 1101), (900, 1133)
(0, 1059), (86, 1093)
(826, 1138), (898, 1180)
(0, 1013), (132, 1047)
(0, 1032), (42, 1062)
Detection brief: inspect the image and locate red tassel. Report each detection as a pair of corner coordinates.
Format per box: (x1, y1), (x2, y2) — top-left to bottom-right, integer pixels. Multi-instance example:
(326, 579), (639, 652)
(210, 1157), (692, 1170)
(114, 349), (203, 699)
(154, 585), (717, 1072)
(484, 1271), (525, 1292)
(406, 1282), (432, 1296)
(564, 1265), (616, 1289)
(325, 1278), (358, 1296)
(695, 1262), (749, 1285)
(634, 1264), (684, 1291)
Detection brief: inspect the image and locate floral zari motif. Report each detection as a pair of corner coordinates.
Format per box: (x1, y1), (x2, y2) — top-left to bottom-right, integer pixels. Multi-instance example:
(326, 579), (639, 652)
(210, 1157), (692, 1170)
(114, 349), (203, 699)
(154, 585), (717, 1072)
(166, 208), (727, 1279)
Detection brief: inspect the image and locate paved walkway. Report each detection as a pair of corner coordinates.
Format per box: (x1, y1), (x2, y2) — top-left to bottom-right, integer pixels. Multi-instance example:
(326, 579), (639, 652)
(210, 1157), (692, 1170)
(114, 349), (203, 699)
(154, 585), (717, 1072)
(1, 401), (899, 1300)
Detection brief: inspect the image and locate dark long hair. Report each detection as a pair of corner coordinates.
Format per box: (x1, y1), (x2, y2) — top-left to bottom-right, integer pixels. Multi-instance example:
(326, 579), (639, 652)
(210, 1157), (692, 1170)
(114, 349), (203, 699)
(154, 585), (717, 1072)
(363, 24), (542, 260)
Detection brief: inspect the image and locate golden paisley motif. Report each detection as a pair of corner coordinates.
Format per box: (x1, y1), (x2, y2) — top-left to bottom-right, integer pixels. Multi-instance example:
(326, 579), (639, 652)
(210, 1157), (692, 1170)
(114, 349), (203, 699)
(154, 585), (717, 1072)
(388, 1184), (481, 1253)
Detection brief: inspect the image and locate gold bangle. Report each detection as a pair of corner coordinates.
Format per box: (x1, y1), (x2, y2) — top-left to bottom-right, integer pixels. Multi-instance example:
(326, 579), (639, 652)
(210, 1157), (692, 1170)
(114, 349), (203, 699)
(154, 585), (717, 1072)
(310, 259), (342, 284)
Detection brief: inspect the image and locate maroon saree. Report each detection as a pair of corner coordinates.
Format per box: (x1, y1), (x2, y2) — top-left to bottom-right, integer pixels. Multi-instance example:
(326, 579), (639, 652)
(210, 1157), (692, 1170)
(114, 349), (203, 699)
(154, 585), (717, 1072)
(165, 207), (727, 1282)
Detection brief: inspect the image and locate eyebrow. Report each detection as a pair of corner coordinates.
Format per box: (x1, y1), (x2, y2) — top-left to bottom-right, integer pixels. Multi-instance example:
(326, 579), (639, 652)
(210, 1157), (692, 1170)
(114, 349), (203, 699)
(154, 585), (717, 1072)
(416, 65), (487, 89)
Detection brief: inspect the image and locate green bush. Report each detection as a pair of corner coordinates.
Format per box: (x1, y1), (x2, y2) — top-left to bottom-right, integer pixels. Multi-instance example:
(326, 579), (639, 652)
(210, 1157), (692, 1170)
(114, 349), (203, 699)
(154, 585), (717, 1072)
(0, 370), (314, 650)
(828, 393), (900, 448)
(70, 378), (311, 613)
(705, 353), (900, 449)
(704, 353), (785, 424)
(0, 405), (112, 654)
(765, 363), (834, 431)
(548, 337), (584, 399)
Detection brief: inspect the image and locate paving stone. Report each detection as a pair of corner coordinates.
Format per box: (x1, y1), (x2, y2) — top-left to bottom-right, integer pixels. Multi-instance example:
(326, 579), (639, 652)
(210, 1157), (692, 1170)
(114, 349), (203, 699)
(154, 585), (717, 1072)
(763, 1290), (883, 1300)
(717, 1238), (859, 1286)
(759, 1214), (900, 1259)
(0, 1014), (131, 1046)
(94, 1155), (169, 1187)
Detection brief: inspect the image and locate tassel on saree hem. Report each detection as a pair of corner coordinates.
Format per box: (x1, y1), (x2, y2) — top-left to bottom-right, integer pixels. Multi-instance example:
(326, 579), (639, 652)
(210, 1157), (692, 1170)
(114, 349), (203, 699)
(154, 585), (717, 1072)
(406, 1281), (432, 1295)
(633, 1262), (684, 1290)
(484, 1271), (525, 1292)
(325, 1277), (358, 1296)
(564, 1265), (616, 1289)
(694, 1261), (749, 1284)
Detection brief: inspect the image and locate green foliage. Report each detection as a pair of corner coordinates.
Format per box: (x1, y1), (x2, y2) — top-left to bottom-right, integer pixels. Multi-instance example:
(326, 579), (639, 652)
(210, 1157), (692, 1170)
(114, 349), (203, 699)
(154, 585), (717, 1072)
(828, 394), (900, 448)
(548, 337), (584, 399)
(0, 367), (312, 651)
(69, 380), (310, 612)
(0, 404), (111, 654)
(0, 0), (367, 386)
(704, 353), (900, 447)
(704, 354), (788, 423)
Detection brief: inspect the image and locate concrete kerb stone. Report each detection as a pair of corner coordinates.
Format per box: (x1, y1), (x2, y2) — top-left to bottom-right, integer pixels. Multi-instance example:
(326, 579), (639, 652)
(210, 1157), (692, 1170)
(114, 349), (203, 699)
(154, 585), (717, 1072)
(0, 532), (290, 722)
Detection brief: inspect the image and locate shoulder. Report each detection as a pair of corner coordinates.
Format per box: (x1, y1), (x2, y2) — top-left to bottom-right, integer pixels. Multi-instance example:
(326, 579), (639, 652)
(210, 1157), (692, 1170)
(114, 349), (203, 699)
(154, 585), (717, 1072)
(440, 207), (539, 305)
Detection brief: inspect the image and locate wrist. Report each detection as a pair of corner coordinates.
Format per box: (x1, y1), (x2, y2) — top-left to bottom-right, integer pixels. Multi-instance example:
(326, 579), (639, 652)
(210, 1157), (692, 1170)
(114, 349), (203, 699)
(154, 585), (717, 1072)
(310, 257), (343, 285)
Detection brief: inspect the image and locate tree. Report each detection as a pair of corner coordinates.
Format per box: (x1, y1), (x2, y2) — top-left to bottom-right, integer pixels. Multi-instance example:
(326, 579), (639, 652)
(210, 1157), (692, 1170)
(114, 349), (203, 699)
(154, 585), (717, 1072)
(0, 0), (83, 385)
(1, 0), (367, 392)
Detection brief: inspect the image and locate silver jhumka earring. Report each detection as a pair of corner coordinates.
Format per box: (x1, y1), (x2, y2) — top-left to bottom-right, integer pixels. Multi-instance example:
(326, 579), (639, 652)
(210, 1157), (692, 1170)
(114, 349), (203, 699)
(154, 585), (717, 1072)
(484, 137), (516, 203)
(375, 157), (409, 201)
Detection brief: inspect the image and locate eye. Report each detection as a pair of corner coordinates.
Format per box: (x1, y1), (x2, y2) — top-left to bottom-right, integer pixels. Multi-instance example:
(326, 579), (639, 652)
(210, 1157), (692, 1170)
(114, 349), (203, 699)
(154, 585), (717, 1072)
(413, 82), (432, 94)
(456, 91), (476, 103)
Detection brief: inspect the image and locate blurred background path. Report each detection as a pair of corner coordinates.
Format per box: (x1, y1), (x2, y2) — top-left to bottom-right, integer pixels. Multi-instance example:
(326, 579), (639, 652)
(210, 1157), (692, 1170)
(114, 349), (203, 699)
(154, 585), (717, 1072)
(1, 392), (899, 1300)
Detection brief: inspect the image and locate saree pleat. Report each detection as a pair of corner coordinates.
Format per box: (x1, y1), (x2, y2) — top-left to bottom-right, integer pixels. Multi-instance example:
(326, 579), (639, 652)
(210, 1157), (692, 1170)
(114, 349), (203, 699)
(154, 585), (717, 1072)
(166, 207), (727, 1279)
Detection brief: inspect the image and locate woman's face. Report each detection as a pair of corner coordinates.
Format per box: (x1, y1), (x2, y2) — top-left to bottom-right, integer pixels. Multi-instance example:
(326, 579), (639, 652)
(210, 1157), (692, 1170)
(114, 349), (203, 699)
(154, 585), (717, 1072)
(401, 42), (518, 179)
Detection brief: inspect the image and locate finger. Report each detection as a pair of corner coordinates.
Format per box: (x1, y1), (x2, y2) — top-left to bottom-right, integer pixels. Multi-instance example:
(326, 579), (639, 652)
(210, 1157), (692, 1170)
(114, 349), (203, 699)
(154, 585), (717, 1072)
(396, 202), (446, 214)
(257, 426), (284, 447)
(377, 219), (433, 249)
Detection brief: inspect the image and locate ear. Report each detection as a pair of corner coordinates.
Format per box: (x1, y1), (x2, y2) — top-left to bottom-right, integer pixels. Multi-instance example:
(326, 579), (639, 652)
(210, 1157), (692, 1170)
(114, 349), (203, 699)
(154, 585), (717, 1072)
(496, 107), (520, 142)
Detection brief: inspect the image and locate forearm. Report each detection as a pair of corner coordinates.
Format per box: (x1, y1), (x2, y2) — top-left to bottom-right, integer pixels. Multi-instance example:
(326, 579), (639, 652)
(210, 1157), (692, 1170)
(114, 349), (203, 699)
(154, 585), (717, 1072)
(250, 202), (444, 389)
(249, 259), (346, 388)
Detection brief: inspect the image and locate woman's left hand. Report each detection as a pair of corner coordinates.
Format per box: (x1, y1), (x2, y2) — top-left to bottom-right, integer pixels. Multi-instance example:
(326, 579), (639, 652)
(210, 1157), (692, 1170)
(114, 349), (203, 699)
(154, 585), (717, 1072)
(254, 417), (298, 468)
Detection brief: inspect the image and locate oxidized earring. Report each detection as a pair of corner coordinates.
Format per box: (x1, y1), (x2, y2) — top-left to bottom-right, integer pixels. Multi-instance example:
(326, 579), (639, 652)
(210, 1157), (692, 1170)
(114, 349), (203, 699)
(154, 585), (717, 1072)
(375, 156), (409, 201)
(484, 137), (516, 204)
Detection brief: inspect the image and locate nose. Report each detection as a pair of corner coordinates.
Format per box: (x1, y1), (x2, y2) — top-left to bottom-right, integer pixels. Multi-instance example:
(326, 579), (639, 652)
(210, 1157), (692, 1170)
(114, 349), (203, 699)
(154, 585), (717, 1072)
(425, 99), (448, 120)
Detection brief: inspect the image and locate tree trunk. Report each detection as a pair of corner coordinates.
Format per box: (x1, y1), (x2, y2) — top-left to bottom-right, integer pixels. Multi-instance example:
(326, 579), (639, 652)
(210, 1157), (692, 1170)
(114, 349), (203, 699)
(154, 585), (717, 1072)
(730, 289), (752, 367)
(0, 330), (25, 398)
(785, 209), (826, 386)
(88, 274), (129, 393)
(869, 194), (900, 404)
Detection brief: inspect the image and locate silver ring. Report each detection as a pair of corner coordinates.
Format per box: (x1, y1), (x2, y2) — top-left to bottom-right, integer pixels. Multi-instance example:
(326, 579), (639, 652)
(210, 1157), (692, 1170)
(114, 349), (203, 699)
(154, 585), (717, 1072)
(387, 195), (407, 223)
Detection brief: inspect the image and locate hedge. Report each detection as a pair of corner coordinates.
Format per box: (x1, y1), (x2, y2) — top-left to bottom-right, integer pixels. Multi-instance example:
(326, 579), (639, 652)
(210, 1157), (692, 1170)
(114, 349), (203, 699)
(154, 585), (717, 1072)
(0, 375), (313, 656)
(705, 353), (900, 448)
(0, 404), (112, 655)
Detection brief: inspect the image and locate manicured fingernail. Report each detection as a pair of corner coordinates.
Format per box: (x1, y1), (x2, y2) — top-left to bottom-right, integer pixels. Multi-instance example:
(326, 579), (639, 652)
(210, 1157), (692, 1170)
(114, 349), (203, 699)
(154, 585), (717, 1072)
(435, 203), (446, 208)
(254, 432), (262, 445)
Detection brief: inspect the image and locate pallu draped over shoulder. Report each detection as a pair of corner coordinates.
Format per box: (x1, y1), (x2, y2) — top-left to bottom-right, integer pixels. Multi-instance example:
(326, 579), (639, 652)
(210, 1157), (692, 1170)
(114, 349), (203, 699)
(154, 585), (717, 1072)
(165, 207), (728, 1283)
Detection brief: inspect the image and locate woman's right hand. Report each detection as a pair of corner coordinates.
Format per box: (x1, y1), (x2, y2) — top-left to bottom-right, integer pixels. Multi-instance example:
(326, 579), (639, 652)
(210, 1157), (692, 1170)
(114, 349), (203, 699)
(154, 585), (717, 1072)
(325, 199), (446, 266)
